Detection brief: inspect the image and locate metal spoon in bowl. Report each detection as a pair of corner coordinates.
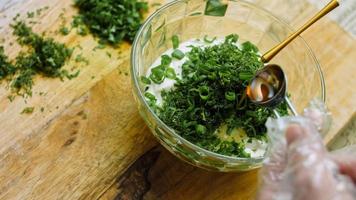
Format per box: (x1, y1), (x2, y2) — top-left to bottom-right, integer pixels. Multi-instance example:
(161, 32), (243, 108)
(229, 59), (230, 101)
(247, 0), (339, 116)
(246, 64), (297, 117)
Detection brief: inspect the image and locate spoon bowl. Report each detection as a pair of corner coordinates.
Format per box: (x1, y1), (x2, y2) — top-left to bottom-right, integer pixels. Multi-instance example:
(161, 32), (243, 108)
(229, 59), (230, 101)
(247, 64), (286, 107)
(247, 64), (299, 116)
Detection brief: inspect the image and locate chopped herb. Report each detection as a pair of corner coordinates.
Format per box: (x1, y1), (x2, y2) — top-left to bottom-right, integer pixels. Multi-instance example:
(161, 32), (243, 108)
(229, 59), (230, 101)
(27, 12), (35, 18)
(203, 35), (217, 43)
(92, 44), (106, 51)
(59, 26), (70, 35)
(149, 65), (166, 84)
(172, 35), (180, 49)
(160, 55), (172, 66)
(40, 107), (44, 112)
(171, 49), (185, 60)
(0, 46), (16, 80)
(73, 0), (148, 45)
(189, 12), (203, 16)
(7, 95), (15, 102)
(140, 76), (151, 85)
(144, 92), (156, 102)
(75, 54), (89, 65)
(61, 69), (80, 80)
(165, 67), (176, 79)
(242, 41), (259, 53)
(144, 34), (288, 157)
(3, 20), (74, 96)
(205, 0), (228, 17)
(21, 107), (34, 114)
(105, 51), (112, 58)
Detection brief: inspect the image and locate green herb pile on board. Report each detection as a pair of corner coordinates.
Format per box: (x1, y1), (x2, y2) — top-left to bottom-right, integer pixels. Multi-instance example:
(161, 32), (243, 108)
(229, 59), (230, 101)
(73, 0), (148, 45)
(0, 47), (15, 80)
(0, 20), (74, 96)
(142, 34), (288, 157)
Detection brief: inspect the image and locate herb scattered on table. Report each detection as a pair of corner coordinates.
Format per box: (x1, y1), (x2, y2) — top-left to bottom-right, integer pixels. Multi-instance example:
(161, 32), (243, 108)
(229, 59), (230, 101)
(58, 9), (71, 36)
(10, 21), (74, 95)
(0, 46), (15, 80)
(21, 106), (35, 114)
(0, 19), (75, 97)
(73, 0), (148, 45)
(75, 53), (89, 65)
(142, 34), (288, 157)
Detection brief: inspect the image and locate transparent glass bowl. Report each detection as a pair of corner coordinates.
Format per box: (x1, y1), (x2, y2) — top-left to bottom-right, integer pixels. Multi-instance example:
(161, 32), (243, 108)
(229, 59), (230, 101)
(131, 0), (325, 171)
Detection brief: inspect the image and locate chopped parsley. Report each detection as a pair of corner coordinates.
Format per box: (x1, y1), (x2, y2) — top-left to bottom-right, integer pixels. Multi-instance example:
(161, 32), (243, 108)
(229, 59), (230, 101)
(205, 0), (228, 17)
(142, 34), (288, 157)
(10, 21), (73, 95)
(0, 46), (15, 80)
(21, 107), (35, 114)
(73, 0), (148, 45)
(0, 20), (74, 97)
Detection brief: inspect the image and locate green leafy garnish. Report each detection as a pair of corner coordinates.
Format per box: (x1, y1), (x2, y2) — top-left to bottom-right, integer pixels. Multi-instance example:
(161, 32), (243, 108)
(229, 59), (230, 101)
(2, 21), (74, 96)
(73, 0), (148, 45)
(165, 67), (176, 80)
(172, 35), (180, 49)
(21, 107), (34, 114)
(203, 35), (217, 44)
(143, 34), (288, 157)
(140, 76), (151, 85)
(205, 0), (228, 17)
(59, 26), (70, 35)
(149, 65), (166, 84)
(0, 46), (16, 80)
(171, 49), (185, 60)
(242, 41), (259, 53)
(160, 55), (172, 66)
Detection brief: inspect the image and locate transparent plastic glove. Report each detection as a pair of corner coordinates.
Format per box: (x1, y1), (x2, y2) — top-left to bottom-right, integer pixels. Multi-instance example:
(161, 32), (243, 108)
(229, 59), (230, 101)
(331, 145), (356, 184)
(258, 100), (356, 200)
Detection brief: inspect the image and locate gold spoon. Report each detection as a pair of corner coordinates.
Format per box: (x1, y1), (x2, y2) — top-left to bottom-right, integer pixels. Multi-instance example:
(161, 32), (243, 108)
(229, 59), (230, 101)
(261, 0), (339, 63)
(247, 0), (339, 116)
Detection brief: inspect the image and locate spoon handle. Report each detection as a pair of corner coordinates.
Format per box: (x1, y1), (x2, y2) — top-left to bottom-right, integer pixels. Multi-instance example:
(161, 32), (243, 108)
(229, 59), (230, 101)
(285, 96), (298, 116)
(273, 96), (298, 118)
(261, 0), (339, 63)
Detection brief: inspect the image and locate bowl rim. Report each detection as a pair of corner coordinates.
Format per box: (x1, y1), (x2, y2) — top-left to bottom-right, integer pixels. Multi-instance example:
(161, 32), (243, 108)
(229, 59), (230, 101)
(131, 0), (326, 163)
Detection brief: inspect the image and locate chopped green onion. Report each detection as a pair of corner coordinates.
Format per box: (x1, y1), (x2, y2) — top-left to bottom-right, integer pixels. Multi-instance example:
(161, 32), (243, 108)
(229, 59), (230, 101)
(149, 65), (166, 84)
(165, 67), (176, 79)
(198, 86), (210, 100)
(172, 35), (180, 49)
(140, 76), (151, 85)
(238, 72), (253, 81)
(242, 41), (259, 53)
(225, 91), (236, 101)
(144, 92), (156, 102)
(225, 34), (239, 44)
(160, 55), (172, 66)
(171, 49), (185, 60)
(204, 0), (228, 17)
(203, 35), (217, 44)
(195, 124), (207, 135)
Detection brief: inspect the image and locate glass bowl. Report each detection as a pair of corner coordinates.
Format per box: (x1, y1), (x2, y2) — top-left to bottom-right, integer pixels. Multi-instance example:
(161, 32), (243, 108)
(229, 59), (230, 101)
(131, 0), (325, 172)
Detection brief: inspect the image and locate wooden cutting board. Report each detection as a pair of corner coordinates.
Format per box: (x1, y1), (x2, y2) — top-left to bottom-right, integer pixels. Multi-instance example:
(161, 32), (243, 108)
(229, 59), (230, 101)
(0, 0), (355, 199)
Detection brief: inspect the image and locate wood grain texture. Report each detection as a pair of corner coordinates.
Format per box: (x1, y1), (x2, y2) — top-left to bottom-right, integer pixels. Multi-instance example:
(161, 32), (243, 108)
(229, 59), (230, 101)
(0, 0), (355, 199)
(0, 0), (162, 199)
(99, 146), (259, 200)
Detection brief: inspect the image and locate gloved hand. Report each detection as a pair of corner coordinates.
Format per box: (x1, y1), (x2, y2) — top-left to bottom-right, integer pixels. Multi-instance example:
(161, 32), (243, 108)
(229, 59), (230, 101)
(258, 100), (356, 200)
